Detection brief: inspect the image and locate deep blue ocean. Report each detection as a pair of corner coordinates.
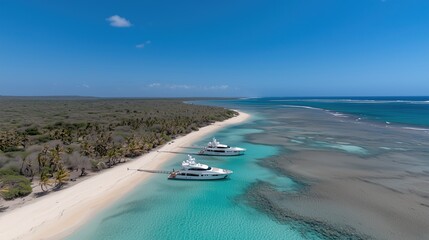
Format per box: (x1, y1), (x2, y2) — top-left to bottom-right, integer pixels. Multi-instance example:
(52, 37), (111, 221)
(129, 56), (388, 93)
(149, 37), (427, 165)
(199, 96), (429, 129)
(67, 96), (429, 240)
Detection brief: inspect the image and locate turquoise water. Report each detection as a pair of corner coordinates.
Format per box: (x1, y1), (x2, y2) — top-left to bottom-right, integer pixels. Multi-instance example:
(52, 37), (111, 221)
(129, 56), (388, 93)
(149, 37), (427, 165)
(68, 124), (309, 240)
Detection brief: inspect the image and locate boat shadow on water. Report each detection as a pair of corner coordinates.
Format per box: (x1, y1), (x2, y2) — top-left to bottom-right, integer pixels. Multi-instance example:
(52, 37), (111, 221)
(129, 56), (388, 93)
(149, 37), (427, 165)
(168, 177), (232, 182)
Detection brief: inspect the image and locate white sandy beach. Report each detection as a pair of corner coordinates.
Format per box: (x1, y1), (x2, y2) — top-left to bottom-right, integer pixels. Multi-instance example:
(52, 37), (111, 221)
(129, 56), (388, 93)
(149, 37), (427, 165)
(0, 111), (250, 240)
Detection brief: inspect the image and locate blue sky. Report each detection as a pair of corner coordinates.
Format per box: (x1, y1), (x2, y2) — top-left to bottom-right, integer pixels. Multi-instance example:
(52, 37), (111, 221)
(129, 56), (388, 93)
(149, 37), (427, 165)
(0, 0), (428, 97)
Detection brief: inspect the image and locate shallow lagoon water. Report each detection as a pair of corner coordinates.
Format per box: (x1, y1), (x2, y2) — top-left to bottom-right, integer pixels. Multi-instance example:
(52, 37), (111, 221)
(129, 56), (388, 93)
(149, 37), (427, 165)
(68, 124), (311, 240)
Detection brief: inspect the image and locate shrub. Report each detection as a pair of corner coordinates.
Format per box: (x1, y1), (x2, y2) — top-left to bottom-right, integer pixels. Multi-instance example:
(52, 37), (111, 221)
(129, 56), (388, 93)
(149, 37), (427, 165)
(1, 146), (21, 152)
(36, 135), (54, 143)
(90, 159), (107, 171)
(0, 174), (32, 200)
(0, 168), (19, 176)
(24, 127), (40, 136)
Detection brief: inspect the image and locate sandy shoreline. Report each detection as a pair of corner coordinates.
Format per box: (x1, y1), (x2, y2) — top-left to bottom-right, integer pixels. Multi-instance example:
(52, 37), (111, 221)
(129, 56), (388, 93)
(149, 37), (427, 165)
(0, 110), (250, 240)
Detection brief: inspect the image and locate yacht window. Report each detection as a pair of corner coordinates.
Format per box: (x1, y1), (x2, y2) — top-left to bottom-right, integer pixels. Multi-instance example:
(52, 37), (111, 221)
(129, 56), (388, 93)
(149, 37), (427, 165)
(188, 167), (212, 171)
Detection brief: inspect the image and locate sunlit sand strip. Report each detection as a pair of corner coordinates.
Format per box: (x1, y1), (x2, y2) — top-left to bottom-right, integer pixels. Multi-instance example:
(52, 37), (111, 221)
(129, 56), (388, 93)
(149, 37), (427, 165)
(0, 110), (250, 240)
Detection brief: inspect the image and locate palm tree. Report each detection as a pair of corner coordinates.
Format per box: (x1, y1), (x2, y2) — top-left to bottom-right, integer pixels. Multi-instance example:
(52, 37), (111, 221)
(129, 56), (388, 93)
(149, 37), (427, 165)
(54, 167), (69, 189)
(106, 148), (117, 167)
(80, 140), (92, 157)
(37, 146), (49, 173)
(39, 169), (53, 192)
(125, 136), (139, 157)
(49, 144), (62, 172)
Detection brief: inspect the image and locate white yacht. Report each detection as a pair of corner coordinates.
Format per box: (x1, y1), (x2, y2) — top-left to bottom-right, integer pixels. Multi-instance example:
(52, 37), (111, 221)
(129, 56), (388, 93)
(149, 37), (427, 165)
(168, 155), (233, 180)
(198, 138), (246, 156)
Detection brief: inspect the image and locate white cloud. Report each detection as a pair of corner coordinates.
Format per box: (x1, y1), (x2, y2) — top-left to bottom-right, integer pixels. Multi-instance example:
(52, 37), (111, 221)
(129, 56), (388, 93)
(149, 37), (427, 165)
(170, 84), (193, 89)
(148, 83), (193, 89)
(148, 83), (161, 87)
(106, 15), (131, 27)
(82, 84), (90, 89)
(136, 40), (151, 48)
(206, 85), (229, 90)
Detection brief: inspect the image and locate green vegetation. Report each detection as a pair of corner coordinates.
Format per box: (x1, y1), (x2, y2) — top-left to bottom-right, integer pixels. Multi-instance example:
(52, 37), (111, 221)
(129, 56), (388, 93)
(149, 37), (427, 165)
(0, 97), (236, 199)
(0, 168), (32, 200)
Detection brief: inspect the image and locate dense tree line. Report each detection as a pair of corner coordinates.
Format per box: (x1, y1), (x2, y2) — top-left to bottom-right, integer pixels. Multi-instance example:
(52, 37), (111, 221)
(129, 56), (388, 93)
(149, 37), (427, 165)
(0, 98), (236, 200)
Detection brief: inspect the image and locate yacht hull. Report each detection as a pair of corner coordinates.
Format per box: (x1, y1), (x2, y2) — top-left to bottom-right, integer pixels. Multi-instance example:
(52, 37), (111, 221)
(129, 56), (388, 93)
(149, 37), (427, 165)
(168, 173), (230, 180)
(169, 155), (234, 180)
(199, 138), (246, 156)
(199, 150), (245, 156)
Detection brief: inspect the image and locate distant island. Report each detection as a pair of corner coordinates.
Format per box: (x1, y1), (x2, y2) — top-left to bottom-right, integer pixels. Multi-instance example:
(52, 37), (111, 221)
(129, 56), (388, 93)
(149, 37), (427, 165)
(0, 97), (236, 208)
